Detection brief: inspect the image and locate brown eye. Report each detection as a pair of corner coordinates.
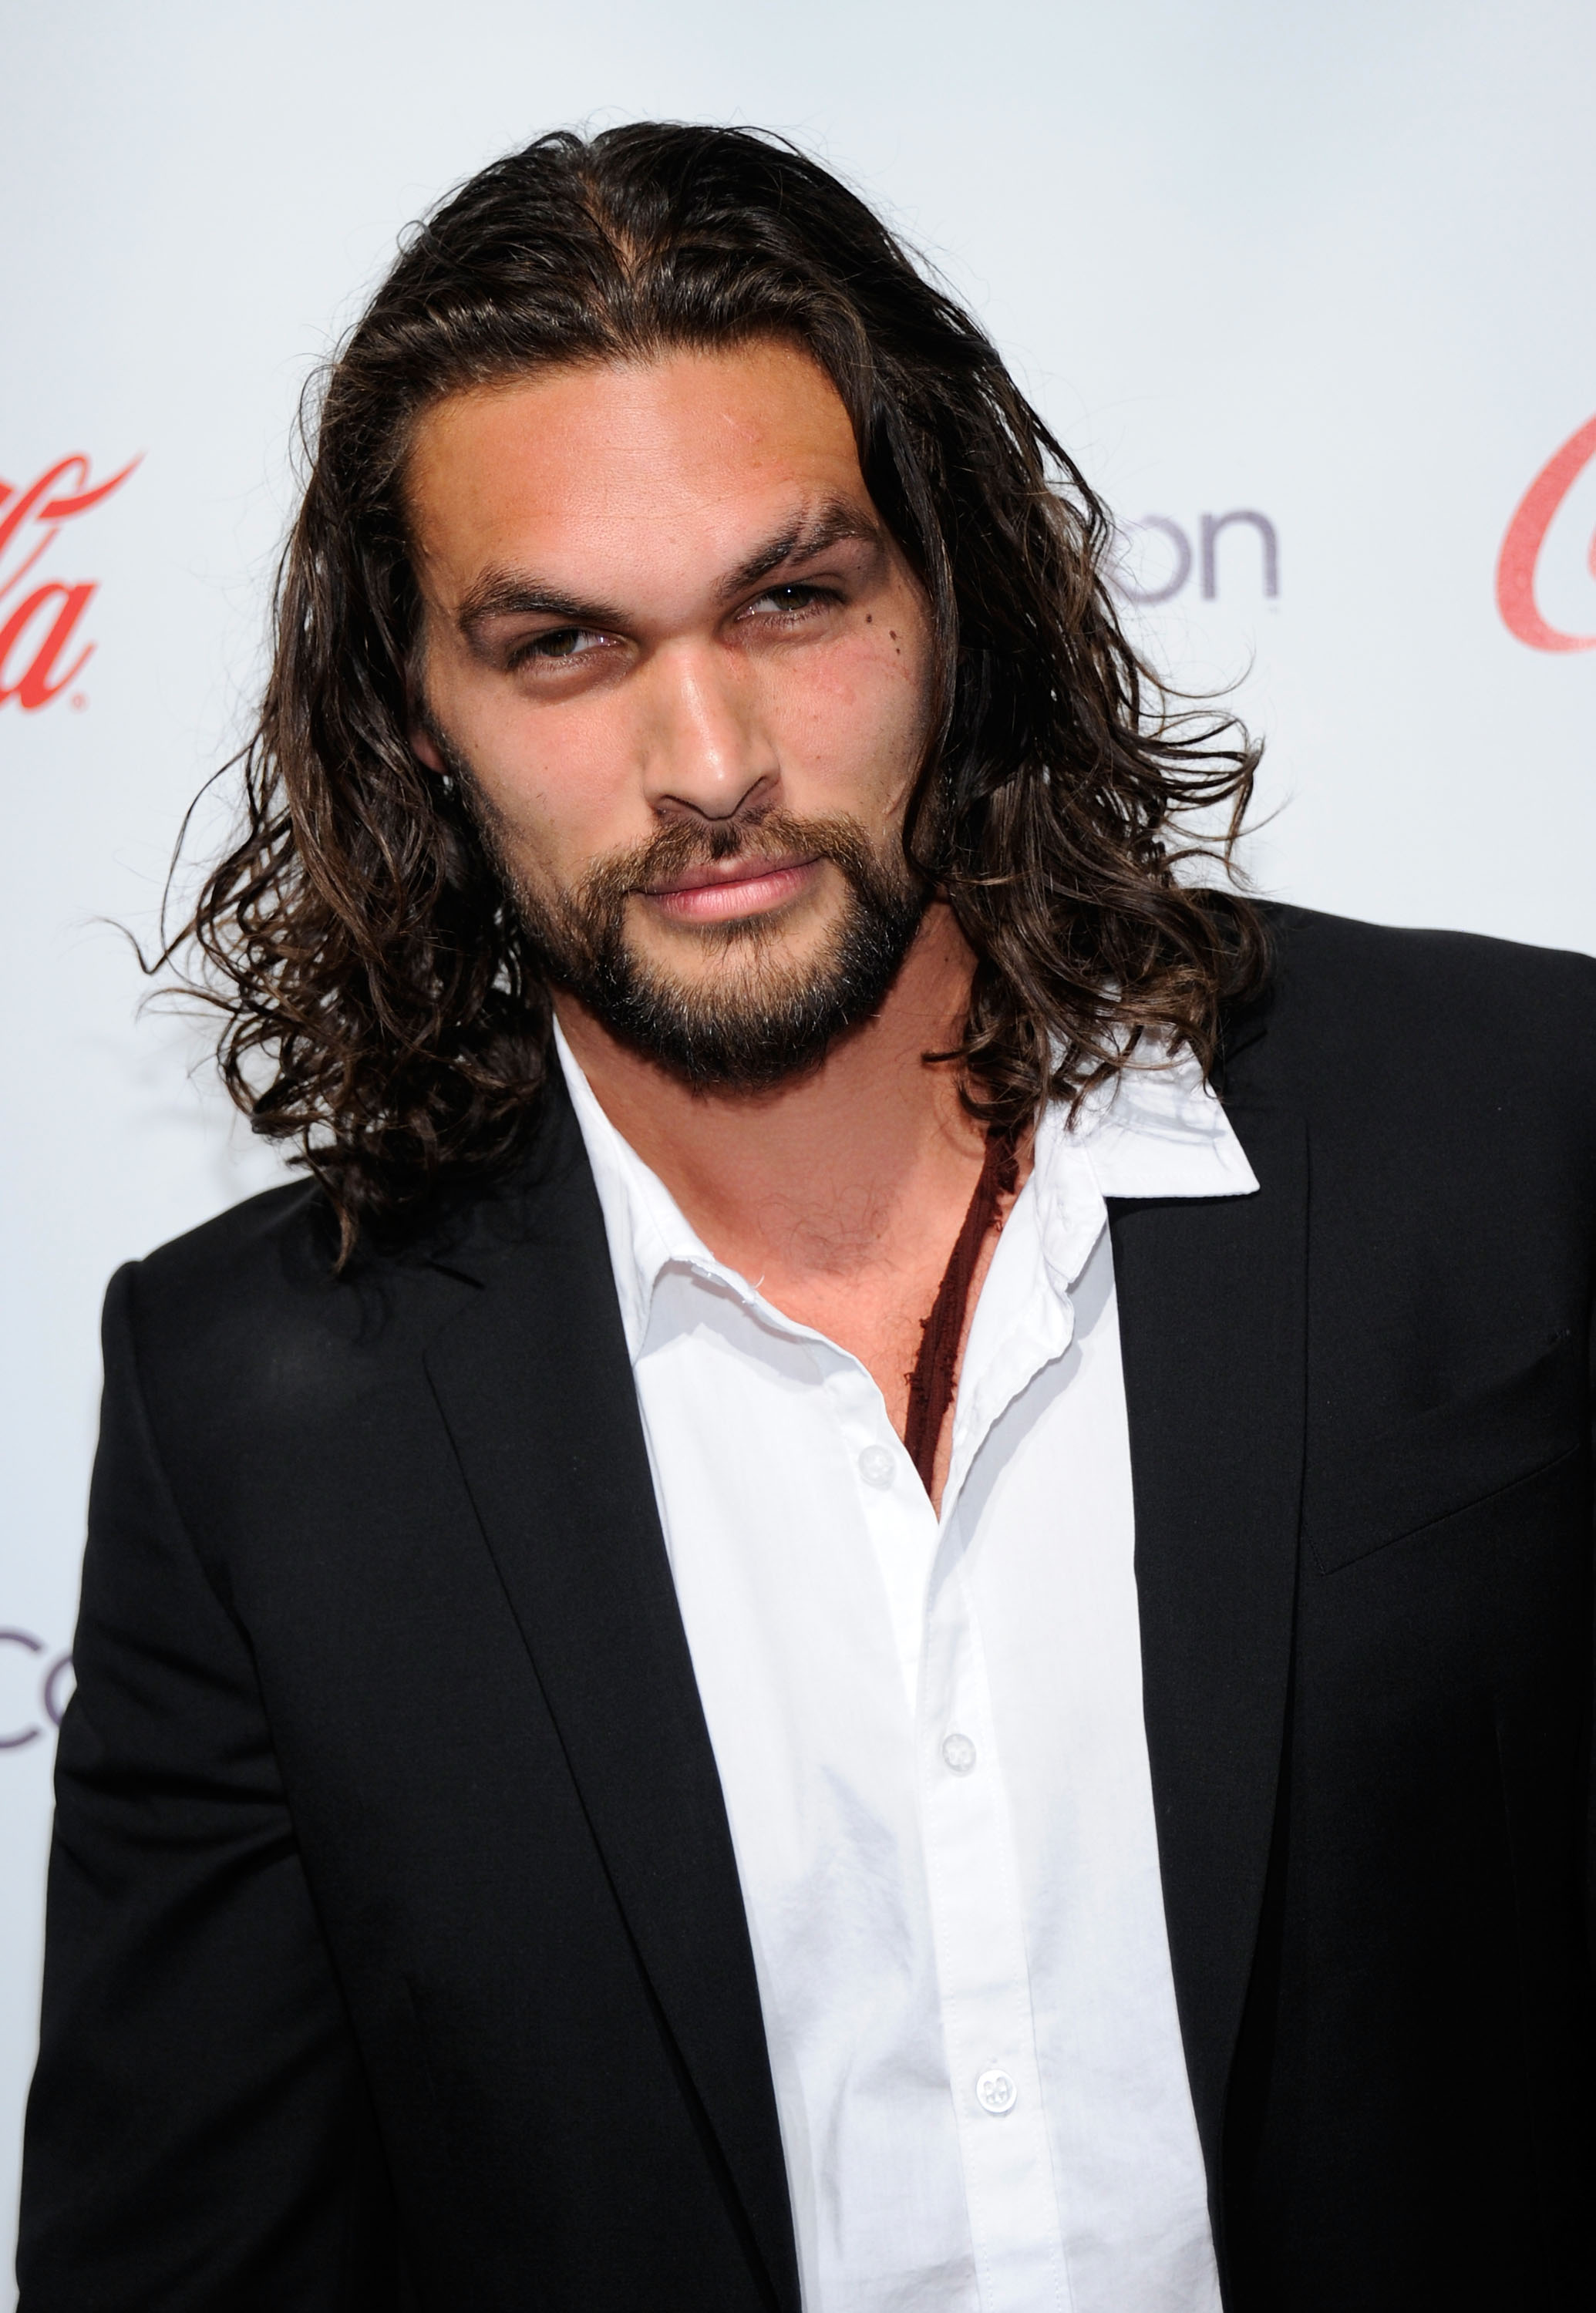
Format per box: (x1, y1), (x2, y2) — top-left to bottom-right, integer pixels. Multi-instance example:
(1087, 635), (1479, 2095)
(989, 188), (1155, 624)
(510, 626), (609, 669)
(745, 584), (834, 619)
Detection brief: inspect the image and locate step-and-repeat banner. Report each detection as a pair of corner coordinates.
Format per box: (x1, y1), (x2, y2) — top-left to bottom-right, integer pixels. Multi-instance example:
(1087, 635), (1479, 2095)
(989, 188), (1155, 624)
(3, 0), (1593, 2288)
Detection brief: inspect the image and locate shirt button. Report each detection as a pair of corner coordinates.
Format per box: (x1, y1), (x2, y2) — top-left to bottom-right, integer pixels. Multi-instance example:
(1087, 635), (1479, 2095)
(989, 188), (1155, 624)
(940, 1732), (978, 1774)
(857, 1444), (896, 1488)
(975, 2067), (1018, 2116)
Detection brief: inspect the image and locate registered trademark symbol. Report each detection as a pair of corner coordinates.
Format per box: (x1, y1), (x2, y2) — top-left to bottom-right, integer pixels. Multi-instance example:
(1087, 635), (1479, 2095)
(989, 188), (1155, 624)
(71, 692), (89, 710)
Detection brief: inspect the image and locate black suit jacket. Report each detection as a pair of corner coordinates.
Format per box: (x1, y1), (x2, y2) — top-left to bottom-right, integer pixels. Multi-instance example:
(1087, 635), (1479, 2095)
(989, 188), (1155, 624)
(18, 905), (1596, 2310)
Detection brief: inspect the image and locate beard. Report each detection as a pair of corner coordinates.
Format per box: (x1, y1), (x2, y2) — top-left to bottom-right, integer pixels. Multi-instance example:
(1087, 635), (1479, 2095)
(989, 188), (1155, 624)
(457, 773), (929, 1091)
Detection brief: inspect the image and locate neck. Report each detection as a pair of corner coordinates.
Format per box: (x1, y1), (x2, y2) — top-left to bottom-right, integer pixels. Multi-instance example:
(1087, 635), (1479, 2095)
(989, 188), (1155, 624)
(554, 903), (986, 1296)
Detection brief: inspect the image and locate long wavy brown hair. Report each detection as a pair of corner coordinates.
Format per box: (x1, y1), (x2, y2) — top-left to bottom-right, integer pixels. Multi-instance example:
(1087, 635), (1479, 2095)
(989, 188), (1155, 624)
(170, 122), (1266, 1255)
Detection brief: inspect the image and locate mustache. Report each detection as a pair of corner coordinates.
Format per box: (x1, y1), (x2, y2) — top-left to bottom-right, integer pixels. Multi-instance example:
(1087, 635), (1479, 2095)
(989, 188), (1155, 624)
(576, 810), (905, 915)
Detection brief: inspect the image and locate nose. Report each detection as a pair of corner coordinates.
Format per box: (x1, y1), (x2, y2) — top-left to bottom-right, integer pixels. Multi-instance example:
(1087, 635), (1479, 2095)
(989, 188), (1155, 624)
(638, 640), (776, 824)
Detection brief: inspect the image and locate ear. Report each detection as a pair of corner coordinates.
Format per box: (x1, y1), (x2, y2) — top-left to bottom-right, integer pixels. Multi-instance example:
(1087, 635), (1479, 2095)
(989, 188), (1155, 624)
(410, 721), (446, 774)
(406, 673), (449, 774)
(405, 638), (449, 775)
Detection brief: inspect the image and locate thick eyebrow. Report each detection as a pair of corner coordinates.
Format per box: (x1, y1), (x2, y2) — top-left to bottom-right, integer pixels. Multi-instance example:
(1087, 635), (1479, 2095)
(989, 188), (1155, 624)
(456, 574), (627, 639)
(454, 497), (884, 642)
(717, 498), (885, 602)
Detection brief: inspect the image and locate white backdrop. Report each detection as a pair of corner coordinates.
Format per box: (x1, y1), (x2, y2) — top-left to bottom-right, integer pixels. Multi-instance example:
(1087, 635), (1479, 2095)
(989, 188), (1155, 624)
(4, 0), (1594, 2290)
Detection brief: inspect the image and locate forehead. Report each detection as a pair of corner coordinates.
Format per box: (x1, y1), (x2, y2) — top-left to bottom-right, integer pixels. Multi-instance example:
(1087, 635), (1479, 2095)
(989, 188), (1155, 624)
(404, 341), (867, 588)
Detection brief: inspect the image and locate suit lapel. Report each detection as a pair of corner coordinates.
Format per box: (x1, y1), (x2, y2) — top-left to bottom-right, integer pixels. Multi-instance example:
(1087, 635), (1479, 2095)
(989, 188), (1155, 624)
(420, 1091), (800, 2313)
(1108, 1096), (1307, 2216)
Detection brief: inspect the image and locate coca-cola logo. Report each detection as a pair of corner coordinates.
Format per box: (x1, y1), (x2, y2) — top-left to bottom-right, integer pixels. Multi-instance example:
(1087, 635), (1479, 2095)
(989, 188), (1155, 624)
(1497, 413), (1596, 653)
(0, 453), (140, 711)
(0, 1628), (73, 1750)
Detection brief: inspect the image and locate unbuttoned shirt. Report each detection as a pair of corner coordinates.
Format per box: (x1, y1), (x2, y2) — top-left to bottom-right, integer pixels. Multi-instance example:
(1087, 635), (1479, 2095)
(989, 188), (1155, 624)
(554, 1021), (1258, 2313)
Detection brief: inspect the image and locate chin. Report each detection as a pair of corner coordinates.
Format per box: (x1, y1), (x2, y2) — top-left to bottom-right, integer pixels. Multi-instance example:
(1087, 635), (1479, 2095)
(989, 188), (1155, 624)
(639, 911), (842, 987)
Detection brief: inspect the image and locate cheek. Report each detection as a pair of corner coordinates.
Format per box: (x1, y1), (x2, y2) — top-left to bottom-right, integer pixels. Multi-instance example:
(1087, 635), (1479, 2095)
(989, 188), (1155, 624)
(466, 701), (641, 865)
(772, 635), (931, 810)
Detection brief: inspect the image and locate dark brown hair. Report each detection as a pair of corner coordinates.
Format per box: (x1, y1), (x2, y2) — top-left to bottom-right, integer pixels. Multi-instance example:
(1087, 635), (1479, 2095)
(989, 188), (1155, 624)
(172, 122), (1265, 1251)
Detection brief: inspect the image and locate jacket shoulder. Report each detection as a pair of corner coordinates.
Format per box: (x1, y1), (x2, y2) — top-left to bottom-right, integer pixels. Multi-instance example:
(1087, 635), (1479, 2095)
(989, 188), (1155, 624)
(121, 1174), (351, 1352)
(1260, 901), (1596, 1007)
(109, 1177), (374, 1436)
(1237, 902), (1596, 1109)
(131, 1175), (334, 1302)
(109, 1084), (588, 1448)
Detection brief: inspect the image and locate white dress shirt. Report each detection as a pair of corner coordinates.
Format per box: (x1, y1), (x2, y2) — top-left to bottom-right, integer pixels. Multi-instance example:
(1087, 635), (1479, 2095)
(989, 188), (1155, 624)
(554, 1021), (1258, 2313)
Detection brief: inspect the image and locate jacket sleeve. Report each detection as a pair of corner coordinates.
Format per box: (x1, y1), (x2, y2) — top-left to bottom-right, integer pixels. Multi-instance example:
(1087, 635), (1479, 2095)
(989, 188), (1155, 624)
(1589, 1269), (1596, 1985)
(16, 1263), (401, 2311)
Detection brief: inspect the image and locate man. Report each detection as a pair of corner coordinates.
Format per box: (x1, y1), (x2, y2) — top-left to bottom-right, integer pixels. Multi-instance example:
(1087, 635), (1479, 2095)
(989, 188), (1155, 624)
(17, 123), (1595, 2312)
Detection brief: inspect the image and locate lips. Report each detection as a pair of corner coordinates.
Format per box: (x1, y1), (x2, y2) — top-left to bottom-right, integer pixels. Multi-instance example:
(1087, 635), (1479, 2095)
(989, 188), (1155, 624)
(641, 853), (820, 923)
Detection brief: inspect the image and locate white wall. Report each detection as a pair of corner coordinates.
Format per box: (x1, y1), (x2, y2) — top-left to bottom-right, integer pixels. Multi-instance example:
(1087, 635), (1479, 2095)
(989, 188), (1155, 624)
(4, 0), (1594, 2291)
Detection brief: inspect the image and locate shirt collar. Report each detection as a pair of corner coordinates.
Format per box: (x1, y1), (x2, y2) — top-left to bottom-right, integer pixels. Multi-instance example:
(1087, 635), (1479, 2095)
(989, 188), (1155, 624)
(552, 1015), (704, 1361)
(552, 1016), (1258, 1368)
(946, 1047), (1257, 1480)
(1067, 1040), (1260, 1204)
